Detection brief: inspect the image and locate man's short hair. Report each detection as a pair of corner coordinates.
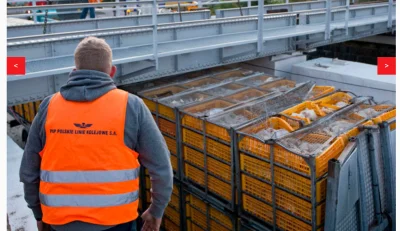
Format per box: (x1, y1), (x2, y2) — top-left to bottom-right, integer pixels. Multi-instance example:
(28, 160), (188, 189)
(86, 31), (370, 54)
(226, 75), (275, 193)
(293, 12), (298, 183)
(74, 36), (113, 73)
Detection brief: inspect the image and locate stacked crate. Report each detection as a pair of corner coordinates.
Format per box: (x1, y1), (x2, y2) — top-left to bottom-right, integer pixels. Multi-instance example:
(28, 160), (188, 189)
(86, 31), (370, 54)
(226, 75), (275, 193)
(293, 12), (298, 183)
(180, 81), (315, 214)
(142, 169), (187, 231)
(235, 94), (396, 231)
(10, 100), (42, 123)
(185, 189), (237, 231)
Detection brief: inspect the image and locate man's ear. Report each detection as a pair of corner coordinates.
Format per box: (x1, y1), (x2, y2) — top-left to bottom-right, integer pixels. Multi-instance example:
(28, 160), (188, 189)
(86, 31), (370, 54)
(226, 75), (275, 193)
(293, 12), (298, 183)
(110, 65), (117, 78)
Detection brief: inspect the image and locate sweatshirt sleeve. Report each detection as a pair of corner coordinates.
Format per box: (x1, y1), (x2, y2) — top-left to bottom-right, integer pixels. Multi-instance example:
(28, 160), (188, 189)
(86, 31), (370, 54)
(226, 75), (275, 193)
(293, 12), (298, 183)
(125, 94), (173, 218)
(19, 96), (51, 220)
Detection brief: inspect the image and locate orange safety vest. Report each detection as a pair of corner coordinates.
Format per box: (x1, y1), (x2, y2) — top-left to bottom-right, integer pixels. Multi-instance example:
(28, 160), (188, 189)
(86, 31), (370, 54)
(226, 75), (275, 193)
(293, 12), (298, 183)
(39, 89), (140, 225)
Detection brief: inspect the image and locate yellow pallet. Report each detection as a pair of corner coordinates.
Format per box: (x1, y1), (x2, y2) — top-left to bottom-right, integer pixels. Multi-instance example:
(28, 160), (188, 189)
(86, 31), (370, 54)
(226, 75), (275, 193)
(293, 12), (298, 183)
(281, 101), (325, 125)
(223, 88), (266, 103)
(164, 135), (177, 155)
(182, 99), (234, 132)
(159, 118), (176, 137)
(307, 86), (335, 100)
(259, 79), (296, 93)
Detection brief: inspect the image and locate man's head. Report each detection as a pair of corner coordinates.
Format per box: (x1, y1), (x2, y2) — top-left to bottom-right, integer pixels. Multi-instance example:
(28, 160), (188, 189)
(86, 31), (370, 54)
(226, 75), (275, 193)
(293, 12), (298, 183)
(74, 36), (116, 77)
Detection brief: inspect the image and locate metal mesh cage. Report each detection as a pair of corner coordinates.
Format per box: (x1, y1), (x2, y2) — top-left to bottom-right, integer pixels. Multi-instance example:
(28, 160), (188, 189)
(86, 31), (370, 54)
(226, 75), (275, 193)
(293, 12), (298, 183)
(336, 202), (360, 231)
(159, 91), (214, 108)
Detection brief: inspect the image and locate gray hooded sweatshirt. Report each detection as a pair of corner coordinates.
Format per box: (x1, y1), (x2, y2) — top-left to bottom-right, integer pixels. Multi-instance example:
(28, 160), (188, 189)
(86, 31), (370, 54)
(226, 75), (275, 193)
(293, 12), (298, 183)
(19, 70), (173, 231)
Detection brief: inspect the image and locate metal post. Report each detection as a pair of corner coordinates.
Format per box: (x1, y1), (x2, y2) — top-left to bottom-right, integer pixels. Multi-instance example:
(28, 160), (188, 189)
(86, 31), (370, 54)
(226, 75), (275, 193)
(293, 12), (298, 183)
(257, 0), (264, 54)
(379, 122), (394, 214)
(247, 0), (251, 7)
(325, 0), (331, 40)
(310, 158), (317, 231)
(152, 0), (159, 70)
(270, 143), (276, 231)
(198, 0), (203, 8)
(388, 0), (393, 29)
(324, 159), (341, 230)
(345, 0), (349, 36)
(357, 133), (369, 231)
(367, 130), (383, 224)
(286, 0), (289, 4)
(178, 1), (182, 22)
(115, 0), (121, 17)
(32, 0), (37, 23)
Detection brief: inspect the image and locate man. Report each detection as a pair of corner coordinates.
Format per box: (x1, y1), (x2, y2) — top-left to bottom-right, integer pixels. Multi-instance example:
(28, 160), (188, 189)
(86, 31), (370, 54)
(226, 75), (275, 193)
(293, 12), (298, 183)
(80, 0), (98, 19)
(20, 36), (173, 231)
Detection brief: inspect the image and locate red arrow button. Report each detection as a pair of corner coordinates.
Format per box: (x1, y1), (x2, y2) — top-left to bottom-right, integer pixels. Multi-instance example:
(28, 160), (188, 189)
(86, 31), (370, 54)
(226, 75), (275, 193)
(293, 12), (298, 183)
(7, 57), (26, 75)
(378, 57), (396, 75)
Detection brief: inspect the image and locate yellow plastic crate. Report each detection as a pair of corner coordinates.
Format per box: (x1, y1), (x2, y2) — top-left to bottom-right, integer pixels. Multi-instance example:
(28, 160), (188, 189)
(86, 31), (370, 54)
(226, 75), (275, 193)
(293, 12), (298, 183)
(184, 146), (204, 168)
(170, 193), (180, 211)
(307, 86), (335, 100)
(171, 154), (178, 172)
(165, 206), (180, 225)
(223, 88), (267, 103)
(259, 79), (296, 93)
(189, 194), (233, 231)
(275, 134), (346, 177)
(210, 207), (233, 230)
(173, 185), (179, 197)
(239, 136), (271, 160)
(140, 85), (188, 99)
(164, 135), (177, 155)
(240, 154), (271, 181)
(206, 138), (231, 163)
(23, 103), (31, 122)
(183, 128), (204, 150)
(190, 206), (207, 229)
(242, 174), (325, 225)
(185, 164), (205, 186)
(181, 77), (221, 89)
(159, 118), (176, 137)
(206, 108), (257, 142)
(143, 98), (157, 113)
(276, 209), (312, 231)
(313, 92), (353, 112)
(242, 194), (273, 223)
(28, 102), (35, 122)
(274, 166), (327, 202)
(213, 69), (255, 81)
(205, 122), (231, 142)
(164, 217), (180, 231)
(208, 157), (231, 182)
(208, 175), (232, 201)
(242, 174), (272, 203)
(182, 99), (234, 132)
(34, 100), (42, 113)
(281, 101), (325, 124)
(372, 108), (396, 130)
(159, 103), (176, 121)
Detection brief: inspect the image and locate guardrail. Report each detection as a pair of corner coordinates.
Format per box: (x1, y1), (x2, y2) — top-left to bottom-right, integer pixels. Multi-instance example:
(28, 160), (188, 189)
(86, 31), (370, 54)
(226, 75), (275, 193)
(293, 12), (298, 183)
(215, 0), (345, 18)
(7, 10), (210, 37)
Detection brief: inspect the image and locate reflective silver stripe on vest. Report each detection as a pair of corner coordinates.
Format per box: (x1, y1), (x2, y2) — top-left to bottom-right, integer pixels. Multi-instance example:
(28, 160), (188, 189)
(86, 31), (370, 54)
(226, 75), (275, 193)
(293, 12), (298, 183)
(40, 168), (140, 183)
(40, 190), (139, 207)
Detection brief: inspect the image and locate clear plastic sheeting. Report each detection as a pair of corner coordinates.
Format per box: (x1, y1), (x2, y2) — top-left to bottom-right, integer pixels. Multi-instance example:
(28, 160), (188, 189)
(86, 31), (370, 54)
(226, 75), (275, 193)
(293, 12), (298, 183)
(193, 108), (224, 117)
(277, 98), (396, 157)
(160, 91), (213, 107)
(256, 128), (290, 140)
(208, 81), (315, 128)
(236, 74), (278, 87)
(201, 83), (246, 97)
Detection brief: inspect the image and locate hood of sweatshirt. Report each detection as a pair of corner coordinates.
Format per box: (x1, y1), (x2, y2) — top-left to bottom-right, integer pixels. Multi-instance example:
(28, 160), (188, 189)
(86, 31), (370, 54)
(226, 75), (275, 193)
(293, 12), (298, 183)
(60, 69), (116, 102)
